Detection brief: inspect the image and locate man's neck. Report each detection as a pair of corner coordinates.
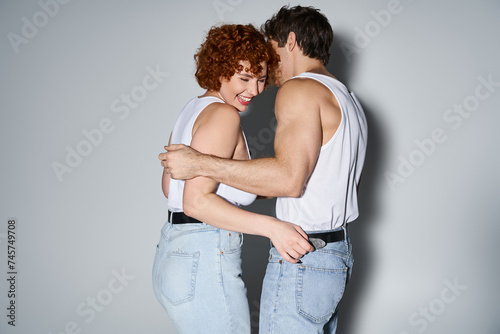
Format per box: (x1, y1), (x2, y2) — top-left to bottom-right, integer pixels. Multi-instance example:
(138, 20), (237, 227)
(291, 57), (333, 79)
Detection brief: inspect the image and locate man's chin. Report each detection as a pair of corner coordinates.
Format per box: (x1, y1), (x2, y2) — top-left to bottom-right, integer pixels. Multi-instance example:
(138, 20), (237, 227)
(274, 78), (284, 87)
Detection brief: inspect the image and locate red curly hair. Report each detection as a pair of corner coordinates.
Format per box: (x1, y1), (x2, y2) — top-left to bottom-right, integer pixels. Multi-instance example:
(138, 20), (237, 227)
(195, 24), (278, 90)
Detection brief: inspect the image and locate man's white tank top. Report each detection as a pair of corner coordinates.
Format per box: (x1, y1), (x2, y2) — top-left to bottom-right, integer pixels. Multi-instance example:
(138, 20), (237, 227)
(276, 73), (368, 231)
(168, 96), (257, 212)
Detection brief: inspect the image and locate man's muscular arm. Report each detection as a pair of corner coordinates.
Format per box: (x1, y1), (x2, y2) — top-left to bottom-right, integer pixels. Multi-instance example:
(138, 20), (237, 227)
(161, 79), (322, 197)
(170, 102), (314, 262)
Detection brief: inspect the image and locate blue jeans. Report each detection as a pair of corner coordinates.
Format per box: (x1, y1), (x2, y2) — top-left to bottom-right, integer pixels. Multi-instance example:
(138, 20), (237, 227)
(259, 227), (353, 334)
(152, 221), (250, 334)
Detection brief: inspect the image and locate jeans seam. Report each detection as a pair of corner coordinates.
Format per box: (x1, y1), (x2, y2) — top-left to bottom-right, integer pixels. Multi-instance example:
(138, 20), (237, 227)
(164, 227), (218, 242)
(215, 242), (233, 332)
(269, 260), (284, 333)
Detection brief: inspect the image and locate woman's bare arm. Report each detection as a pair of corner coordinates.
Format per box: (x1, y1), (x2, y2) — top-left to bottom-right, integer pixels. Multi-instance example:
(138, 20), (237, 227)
(181, 102), (313, 263)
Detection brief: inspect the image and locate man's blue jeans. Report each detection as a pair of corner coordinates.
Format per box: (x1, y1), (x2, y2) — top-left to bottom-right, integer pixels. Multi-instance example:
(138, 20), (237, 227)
(259, 227), (353, 334)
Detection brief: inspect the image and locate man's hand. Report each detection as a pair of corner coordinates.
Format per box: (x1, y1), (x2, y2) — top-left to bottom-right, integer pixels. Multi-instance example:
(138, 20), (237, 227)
(159, 144), (203, 180)
(268, 220), (315, 263)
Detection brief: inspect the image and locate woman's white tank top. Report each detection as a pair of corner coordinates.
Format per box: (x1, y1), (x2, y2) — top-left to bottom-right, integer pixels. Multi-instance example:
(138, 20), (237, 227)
(167, 96), (257, 212)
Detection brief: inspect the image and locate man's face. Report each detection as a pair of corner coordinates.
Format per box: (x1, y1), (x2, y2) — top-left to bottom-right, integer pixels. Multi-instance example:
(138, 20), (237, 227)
(270, 39), (291, 86)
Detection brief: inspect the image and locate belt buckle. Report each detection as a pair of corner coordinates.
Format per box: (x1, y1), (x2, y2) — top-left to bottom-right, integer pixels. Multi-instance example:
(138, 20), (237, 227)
(309, 238), (326, 250)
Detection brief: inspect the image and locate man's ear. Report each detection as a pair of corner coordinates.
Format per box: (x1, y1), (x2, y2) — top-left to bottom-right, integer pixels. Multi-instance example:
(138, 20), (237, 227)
(286, 31), (297, 51)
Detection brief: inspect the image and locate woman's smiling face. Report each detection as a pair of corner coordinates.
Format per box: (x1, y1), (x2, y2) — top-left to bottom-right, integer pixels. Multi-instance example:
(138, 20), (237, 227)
(217, 60), (268, 112)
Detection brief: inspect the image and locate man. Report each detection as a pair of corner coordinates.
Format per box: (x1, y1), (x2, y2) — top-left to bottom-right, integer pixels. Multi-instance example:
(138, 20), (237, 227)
(160, 5), (368, 333)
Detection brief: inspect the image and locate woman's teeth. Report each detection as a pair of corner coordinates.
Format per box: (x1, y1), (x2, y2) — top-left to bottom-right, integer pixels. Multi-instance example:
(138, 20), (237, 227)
(238, 95), (251, 102)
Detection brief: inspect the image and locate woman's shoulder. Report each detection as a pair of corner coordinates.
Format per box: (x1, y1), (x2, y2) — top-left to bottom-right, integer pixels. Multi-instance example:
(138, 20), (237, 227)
(199, 101), (240, 123)
(192, 100), (240, 135)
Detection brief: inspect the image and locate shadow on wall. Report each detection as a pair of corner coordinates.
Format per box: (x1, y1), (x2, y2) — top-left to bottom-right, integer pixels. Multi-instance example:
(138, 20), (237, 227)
(238, 32), (386, 333)
(330, 33), (386, 334)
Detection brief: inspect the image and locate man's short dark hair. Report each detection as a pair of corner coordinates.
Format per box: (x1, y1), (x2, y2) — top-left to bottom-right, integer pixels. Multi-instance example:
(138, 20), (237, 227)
(263, 5), (333, 66)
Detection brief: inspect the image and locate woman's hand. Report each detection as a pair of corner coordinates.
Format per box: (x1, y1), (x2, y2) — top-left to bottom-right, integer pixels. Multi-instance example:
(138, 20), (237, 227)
(267, 219), (314, 263)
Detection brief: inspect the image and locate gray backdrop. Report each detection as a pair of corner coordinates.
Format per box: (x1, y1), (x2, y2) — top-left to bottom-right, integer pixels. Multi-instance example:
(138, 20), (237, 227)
(1, 0), (499, 333)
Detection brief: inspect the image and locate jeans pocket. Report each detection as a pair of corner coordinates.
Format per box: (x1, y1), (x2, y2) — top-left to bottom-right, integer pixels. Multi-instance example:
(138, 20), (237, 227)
(219, 230), (243, 254)
(296, 265), (348, 323)
(157, 251), (200, 306)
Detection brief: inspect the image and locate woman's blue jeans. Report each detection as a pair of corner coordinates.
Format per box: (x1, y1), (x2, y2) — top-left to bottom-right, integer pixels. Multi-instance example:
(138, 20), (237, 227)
(152, 221), (250, 334)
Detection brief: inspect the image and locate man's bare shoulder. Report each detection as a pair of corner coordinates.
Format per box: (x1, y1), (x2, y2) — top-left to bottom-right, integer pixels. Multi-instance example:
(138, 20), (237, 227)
(277, 77), (330, 100)
(274, 78), (324, 122)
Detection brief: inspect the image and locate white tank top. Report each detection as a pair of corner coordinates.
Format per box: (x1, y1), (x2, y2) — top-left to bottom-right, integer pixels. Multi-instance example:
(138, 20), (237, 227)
(168, 96), (257, 212)
(276, 73), (368, 231)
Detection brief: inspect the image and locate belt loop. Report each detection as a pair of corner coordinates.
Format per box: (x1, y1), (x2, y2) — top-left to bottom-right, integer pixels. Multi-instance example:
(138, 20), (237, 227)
(342, 224), (348, 248)
(167, 210), (172, 223)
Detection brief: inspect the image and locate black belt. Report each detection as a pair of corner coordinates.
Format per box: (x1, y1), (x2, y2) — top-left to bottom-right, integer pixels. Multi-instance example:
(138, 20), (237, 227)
(168, 211), (203, 224)
(271, 229), (345, 249)
(307, 229), (345, 244)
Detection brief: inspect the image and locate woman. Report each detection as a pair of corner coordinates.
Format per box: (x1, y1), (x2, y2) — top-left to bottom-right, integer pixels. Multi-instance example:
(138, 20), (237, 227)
(152, 24), (310, 333)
